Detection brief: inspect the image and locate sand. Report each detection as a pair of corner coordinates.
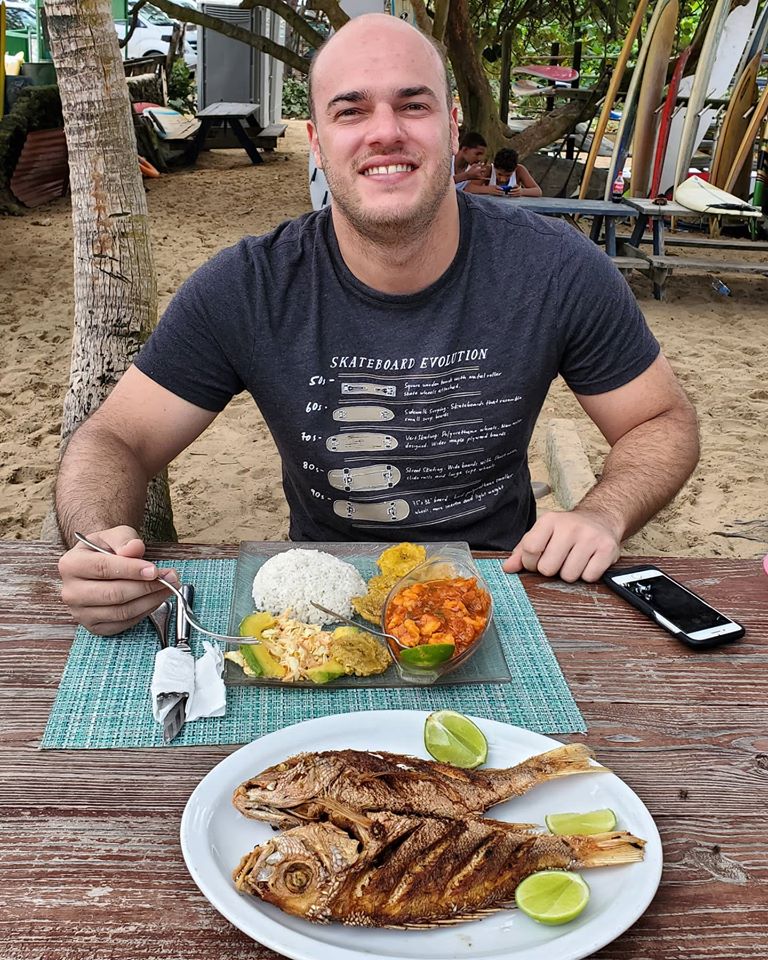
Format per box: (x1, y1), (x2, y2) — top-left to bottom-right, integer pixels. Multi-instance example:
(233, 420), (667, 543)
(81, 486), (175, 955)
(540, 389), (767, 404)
(1, 120), (766, 558)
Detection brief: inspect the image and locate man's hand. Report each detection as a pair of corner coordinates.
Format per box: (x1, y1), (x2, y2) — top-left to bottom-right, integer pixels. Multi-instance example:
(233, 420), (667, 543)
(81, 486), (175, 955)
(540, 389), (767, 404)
(58, 525), (179, 635)
(505, 184), (522, 198)
(503, 510), (621, 583)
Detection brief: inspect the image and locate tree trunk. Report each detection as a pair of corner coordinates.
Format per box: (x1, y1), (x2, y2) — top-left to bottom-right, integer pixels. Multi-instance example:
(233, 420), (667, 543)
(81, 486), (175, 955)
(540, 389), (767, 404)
(43, 0), (176, 543)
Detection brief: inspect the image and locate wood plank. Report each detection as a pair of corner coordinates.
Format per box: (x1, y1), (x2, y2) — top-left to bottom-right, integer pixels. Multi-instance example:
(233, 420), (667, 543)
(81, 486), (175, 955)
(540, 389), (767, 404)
(1, 544), (766, 958)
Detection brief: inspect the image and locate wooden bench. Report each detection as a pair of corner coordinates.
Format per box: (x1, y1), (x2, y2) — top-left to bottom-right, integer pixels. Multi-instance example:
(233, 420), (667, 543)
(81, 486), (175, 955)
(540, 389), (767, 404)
(200, 120), (288, 155)
(622, 243), (768, 299)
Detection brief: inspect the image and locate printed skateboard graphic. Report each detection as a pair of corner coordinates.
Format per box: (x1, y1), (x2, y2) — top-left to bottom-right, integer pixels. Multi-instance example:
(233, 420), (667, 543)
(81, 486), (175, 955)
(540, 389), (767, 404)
(326, 432), (399, 452)
(332, 405), (395, 422)
(328, 464), (401, 492)
(333, 499), (411, 522)
(340, 382), (397, 397)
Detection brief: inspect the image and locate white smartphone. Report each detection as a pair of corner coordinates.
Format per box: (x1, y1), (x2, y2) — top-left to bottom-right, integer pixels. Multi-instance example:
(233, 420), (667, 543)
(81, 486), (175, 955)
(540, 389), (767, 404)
(603, 565), (745, 649)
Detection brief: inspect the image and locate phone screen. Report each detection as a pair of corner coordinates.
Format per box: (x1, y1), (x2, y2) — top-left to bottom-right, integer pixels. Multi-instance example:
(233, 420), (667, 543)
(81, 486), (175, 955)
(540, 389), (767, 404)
(612, 570), (730, 634)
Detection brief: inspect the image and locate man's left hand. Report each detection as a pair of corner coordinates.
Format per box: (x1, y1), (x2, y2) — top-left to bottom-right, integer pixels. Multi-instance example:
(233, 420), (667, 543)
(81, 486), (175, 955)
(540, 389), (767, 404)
(502, 510), (621, 582)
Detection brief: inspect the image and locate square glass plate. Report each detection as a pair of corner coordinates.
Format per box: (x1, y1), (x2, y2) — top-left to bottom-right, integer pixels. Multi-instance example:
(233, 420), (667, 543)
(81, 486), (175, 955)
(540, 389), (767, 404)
(224, 541), (512, 688)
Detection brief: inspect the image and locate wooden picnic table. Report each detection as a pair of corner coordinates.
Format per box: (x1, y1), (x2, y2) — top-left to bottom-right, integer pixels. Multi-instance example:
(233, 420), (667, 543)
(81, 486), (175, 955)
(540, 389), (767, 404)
(192, 102), (264, 165)
(489, 195), (638, 257)
(1, 541), (767, 959)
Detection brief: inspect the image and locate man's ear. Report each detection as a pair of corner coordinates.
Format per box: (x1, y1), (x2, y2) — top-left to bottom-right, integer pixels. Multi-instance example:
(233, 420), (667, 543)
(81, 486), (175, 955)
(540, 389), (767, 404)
(449, 106), (460, 156)
(307, 120), (323, 170)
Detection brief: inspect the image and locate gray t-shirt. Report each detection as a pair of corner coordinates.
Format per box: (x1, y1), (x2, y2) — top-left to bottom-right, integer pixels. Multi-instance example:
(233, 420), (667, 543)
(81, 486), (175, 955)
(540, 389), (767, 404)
(135, 192), (659, 550)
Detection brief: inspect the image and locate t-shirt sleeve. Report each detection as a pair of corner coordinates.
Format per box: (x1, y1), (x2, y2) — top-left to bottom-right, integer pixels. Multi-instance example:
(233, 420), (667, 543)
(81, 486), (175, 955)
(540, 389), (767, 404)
(554, 225), (660, 395)
(134, 243), (254, 412)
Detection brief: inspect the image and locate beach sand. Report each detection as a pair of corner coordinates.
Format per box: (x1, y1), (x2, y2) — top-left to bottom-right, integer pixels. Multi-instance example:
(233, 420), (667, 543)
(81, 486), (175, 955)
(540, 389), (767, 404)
(1, 121), (766, 559)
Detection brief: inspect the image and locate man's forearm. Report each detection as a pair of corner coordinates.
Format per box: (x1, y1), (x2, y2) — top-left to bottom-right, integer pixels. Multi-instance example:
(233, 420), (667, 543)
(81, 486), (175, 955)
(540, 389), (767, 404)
(55, 422), (151, 547)
(575, 405), (700, 542)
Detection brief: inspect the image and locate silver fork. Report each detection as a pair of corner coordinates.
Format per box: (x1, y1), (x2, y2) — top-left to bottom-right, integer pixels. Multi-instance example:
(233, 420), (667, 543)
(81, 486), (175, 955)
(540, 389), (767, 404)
(74, 531), (258, 645)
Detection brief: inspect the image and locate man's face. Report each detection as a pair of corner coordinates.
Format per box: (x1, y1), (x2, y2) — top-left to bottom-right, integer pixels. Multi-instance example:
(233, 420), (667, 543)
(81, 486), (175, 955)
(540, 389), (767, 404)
(307, 17), (459, 241)
(495, 167), (514, 186)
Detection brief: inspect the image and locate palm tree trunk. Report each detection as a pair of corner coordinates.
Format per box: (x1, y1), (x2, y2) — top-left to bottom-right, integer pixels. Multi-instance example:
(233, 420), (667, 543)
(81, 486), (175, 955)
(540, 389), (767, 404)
(42, 0), (176, 543)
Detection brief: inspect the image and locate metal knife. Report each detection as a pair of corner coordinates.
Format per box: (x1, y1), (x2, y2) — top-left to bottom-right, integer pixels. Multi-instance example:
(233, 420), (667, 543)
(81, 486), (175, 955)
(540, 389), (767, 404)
(163, 586), (195, 744)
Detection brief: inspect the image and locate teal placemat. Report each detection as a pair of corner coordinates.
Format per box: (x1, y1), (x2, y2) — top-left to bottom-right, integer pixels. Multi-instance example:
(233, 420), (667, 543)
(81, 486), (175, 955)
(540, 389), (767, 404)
(40, 558), (585, 749)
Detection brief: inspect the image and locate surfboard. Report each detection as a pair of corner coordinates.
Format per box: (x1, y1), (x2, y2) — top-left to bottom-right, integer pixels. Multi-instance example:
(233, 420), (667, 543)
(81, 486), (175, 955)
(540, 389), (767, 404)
(709, 50), (760, 194)
(674, 174), (762, 215)
(511, 78), (557, 98)
(649, 45), (691, 198)
(511, 65), (579, 83)
(735, 0), (768, 83)
(723, 78), (768, 194)
(579, 0), (652, 199)
(663, 0), (758, 193)
(604, 0), (679, 201)
(309, 154), (330, 211)
(144, 107), (200, 140)
(631, 0), (679, 197)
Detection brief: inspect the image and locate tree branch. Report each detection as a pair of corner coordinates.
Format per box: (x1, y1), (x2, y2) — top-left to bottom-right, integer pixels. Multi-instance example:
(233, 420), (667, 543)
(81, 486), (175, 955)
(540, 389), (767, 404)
(238, 0), (327, 51)
(119, 0), (147, 49)
(148, 0), (312, 73)
(306, 0), (349, 31)
(432, 0), (450, 45)
(408, 0), (435, 36)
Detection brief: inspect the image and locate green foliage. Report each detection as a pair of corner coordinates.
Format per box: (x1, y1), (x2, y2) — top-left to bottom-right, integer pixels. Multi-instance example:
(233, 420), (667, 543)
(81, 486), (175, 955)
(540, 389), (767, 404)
(167, 59), (197, 113)
(282, 76), (310, 119)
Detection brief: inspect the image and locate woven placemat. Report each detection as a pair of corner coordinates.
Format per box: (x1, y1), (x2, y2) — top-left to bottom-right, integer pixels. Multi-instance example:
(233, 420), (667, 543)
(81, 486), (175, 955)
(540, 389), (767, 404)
(40, 558), (585, 749)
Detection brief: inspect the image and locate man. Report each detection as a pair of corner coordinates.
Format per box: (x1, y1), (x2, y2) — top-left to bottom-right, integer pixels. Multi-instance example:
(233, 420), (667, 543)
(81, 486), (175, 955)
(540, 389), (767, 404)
(56, 14), (698, 635)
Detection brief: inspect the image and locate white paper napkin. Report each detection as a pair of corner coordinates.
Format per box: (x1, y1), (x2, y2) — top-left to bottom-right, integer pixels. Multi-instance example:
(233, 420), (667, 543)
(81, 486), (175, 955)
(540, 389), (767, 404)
(150, 642), (226, 725)
(185, 641), (226, 721)
(150, 647), (195, 723)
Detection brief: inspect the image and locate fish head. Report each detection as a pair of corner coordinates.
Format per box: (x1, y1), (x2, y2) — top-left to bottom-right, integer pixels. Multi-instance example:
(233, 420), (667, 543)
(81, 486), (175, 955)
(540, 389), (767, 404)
(236, 822), (360, 920)
(234, 753), (334, 825)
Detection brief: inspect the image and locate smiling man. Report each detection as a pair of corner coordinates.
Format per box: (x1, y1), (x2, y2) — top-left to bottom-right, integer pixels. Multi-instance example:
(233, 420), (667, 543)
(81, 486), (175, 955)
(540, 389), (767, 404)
(55, 14), (698, 635)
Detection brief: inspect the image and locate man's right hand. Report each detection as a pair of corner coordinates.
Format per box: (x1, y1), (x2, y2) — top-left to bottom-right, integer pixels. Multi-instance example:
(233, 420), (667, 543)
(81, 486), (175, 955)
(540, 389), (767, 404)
(58, 525), (179, 636)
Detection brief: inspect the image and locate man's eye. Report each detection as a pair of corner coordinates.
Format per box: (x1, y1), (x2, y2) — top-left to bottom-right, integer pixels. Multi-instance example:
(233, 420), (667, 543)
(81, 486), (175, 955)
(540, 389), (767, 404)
(336, 108), (362, 118)
(403, 102), (428, 112)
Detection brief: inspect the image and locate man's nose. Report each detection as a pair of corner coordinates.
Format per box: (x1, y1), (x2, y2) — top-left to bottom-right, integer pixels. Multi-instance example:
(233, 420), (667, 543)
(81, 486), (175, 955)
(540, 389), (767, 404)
(364, 104), (405, 146)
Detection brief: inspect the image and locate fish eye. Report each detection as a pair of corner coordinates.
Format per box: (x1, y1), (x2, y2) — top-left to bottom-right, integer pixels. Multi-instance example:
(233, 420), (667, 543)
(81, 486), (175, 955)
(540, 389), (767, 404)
(284, 864), (312, 893)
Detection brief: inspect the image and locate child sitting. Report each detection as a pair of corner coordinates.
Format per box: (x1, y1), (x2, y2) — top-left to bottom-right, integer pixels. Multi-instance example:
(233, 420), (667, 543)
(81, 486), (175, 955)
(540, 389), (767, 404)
(465, 147), (543, 198)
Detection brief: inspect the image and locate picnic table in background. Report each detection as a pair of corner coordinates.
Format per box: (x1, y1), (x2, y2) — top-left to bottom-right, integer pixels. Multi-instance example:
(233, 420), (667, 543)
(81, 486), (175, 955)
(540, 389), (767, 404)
(1, 540), (766, 959)
(192, 102), (264, 165)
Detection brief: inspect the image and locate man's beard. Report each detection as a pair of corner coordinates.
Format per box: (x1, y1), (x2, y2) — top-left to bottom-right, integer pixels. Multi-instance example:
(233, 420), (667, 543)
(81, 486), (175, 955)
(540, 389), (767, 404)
(318, 144), (454, 246)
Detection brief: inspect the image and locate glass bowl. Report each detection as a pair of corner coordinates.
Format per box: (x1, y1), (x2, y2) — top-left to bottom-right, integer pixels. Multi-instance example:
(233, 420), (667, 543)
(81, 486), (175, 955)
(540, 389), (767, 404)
(381, 548), (494, 684)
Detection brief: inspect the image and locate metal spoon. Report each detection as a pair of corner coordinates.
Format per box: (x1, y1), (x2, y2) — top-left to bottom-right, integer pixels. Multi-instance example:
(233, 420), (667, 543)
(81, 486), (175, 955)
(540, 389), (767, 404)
(148, 599), (173, 649)
(74, 531), (258, 645)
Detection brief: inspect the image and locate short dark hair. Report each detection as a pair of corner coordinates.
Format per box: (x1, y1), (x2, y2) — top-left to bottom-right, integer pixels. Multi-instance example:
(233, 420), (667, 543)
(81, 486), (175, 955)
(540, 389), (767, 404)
(459, 131), (487, 150)
(493, 147), (519, 172)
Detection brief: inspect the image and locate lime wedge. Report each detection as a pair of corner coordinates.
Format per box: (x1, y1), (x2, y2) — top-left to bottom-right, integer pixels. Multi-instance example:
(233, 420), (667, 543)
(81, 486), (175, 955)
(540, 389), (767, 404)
(423, 710), (488, 769)
(515, 870), (590, 925)
(399, 643), (455, 668)
(545, 808), (617, 836)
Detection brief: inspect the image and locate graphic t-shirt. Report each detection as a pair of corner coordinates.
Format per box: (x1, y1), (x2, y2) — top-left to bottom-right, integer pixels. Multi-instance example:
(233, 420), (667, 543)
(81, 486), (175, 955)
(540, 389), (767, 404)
(135, 192), (659, 550)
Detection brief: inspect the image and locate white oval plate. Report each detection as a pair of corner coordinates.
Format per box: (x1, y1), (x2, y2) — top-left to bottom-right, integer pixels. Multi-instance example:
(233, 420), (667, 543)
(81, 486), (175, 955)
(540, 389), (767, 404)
(180, 711), (662, 960)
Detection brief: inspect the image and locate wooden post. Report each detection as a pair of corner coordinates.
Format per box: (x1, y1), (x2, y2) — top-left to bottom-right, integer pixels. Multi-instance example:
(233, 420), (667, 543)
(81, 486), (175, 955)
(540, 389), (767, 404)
(500, 29), (511, 124)
(546, 42), (559, 113)
(565, 35), (583, 160)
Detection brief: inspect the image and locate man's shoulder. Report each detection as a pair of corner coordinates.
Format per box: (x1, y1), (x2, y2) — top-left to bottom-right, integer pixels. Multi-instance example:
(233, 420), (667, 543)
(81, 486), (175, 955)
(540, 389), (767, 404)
(460, 191), (565, 239)
(187, 208), (330, 291)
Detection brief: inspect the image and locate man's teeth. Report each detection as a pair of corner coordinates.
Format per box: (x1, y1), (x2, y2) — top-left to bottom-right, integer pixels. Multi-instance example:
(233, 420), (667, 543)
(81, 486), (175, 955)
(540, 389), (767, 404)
(363, 164), (414, 175)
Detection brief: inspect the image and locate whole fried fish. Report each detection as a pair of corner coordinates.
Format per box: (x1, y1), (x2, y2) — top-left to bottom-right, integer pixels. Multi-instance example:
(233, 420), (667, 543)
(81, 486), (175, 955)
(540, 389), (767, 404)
(233, 811), (645, 927)
(233, 743), (606, 828)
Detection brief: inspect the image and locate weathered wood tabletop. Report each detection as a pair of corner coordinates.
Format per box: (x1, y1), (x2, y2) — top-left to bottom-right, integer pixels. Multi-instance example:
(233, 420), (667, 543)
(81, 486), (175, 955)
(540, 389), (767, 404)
(2, 541), (766, 959)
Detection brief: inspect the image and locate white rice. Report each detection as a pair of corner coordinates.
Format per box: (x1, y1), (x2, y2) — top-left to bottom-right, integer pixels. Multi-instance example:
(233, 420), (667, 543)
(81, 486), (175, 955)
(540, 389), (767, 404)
(252, 549), (367, 626)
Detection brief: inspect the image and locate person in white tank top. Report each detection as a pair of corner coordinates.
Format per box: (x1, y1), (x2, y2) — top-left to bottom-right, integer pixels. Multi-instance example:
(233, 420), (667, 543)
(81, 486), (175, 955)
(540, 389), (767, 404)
(465, 147), (542, 198)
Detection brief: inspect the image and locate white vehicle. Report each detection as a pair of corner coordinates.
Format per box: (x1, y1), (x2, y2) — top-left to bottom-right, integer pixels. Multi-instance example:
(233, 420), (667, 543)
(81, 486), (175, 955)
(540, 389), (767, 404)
(116, 5), (197, 69)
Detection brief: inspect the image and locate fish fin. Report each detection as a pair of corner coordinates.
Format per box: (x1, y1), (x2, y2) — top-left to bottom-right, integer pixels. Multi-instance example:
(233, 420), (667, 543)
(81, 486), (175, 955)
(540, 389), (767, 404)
(529, 743), (608, 780)
(397, 905), (505, 928)
(571, 830), (646, 868)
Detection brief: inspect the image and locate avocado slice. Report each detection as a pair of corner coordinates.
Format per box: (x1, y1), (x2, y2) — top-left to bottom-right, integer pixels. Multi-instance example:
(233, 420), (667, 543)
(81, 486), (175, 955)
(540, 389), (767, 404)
(240, 643), (285, 679)
(306, 659), (347, 685)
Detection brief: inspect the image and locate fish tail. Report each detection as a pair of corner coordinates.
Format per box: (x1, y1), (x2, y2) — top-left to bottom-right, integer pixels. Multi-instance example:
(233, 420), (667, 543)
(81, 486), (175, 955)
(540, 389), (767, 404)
(511, 743), (607, 785)
(568, 831), (646, 868)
